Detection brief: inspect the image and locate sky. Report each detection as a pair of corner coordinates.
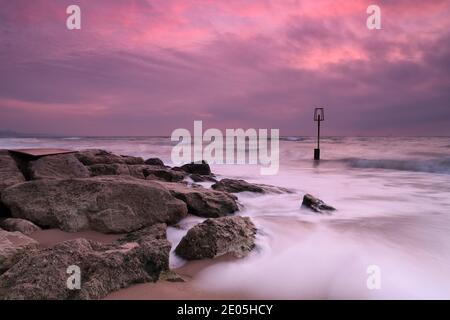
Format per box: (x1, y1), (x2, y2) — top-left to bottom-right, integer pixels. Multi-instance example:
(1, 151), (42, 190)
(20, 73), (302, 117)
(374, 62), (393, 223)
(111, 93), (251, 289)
(0, 0), (449, 136)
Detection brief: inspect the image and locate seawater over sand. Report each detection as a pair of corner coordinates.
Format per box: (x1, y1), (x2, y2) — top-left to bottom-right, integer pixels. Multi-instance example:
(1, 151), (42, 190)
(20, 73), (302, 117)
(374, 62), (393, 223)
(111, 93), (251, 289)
(2, 136), (450, 299)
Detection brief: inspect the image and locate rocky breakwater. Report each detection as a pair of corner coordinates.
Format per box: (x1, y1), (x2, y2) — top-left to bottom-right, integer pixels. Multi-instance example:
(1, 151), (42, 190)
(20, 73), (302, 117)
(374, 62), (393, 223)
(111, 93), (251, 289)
(0, 149), (261, 299)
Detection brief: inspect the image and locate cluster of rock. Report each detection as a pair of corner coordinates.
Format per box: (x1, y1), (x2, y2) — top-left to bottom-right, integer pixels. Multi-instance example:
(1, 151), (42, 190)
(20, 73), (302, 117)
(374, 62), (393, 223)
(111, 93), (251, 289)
(0, 149), (261, 299)
(0, 148), (335, 300)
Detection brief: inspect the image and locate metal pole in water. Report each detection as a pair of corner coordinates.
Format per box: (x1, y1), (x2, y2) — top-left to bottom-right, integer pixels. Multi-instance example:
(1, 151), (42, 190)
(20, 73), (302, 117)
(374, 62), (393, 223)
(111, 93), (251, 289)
(314, 108), (324, 160)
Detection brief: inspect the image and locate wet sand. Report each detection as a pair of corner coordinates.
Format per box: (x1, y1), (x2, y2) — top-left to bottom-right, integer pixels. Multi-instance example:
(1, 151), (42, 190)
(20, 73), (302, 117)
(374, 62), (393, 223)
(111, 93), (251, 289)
(26, 217), (315, 300)
(104, 256), (250, 300)
(30, 229), (122, 248)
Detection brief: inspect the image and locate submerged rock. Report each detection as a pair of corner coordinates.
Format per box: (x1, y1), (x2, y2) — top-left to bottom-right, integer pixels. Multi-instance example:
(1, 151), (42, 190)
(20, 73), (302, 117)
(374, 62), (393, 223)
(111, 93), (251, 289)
(0, 224), (170, 300)
(0, 218), (41, 235)
(1, 176), (187, 233)
(160, 182), (239, 218)
(175, 216), (256, 260)
(28, 154), (90, 180)
(212, 178), (293, 194)
(0, 229), (38, 273)
(301, 194), (336, 213)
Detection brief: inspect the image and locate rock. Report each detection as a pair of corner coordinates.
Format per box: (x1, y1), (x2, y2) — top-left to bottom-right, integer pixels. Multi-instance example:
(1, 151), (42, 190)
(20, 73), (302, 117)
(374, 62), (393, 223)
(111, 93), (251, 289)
(128, 165), (186, 182)
(179, 160), (211, 175)
(0, 152), (25, 218)
(1, 176), (187, 233)
(301, 194), (336, 213)
(159, 270), (187, 282)
(160, 182), (239, 218)
(144, 158), (165, 166)
(212, 179), (265, 193)
(74, 149), (142, 166)
(175, 216), (256, 260)
(212, 178), (292, 194)
(87, 163), (186, 183)
(143, 166), (186, 182)
(88, 163), (131, 176)
(0, 229), (38, 273)
(0, 151), (25, 193)
(0, 224), (171, 299)
(189, 174), (217, 183)
(121, 155), (144, 165)
(0, 218), (41, 235)
(28, 154), (90, 180)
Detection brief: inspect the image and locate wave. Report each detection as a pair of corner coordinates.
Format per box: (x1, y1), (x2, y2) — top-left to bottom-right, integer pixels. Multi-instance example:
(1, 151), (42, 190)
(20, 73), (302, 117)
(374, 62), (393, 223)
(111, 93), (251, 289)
(342, 158), (450, 174)
(280, 136), (304, 142)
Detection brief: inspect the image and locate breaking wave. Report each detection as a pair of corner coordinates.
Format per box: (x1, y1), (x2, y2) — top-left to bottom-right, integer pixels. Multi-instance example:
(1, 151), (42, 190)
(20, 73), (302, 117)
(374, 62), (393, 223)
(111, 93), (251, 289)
(342, 158), (450, 174)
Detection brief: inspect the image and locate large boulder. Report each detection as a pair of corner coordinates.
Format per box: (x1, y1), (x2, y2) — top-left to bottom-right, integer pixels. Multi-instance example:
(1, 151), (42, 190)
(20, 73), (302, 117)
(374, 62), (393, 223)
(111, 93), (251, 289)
(301, 194), (336, 213)
(28, 154), (90, 180)
(1, 176), (187, 233)
(75, 149), (143, 166)
(0, 218), (41, 235)
(0, 229), (38, 273)
(160, 182), (239, 218)
(175, 216), (256, 260)
(0, 224), (170, 299)
(212, 178), (292, 194)
(178, 161), (211, 175)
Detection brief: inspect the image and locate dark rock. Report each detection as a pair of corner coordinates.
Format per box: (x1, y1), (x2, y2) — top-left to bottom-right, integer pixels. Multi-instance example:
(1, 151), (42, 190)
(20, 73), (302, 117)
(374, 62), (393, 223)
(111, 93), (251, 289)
(28, 154), (90, 180)
(144, 158), (165, 166)
(128, 165), (186, 182)
(160, 182), (239, 218)
(189, 174), (217, 183)
(1, 176), (187, 233)
(0, 224), (170, 299)
(0, 229), (38, 273)
(143, 166), (186, 182)
(88, 163), (131, 176)
(179, 160), (211, 175)
(212, 178), (292, 194)
(212, 179), (265, 193)
(301, 194), (336, 213)
(175, 216), (256, 260)
(121, 155), (144, 165)
(0, 218), (41, 235)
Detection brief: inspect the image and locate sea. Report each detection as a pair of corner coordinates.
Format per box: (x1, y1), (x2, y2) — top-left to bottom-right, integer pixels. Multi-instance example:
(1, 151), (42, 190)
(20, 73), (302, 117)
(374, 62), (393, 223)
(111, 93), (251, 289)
(1, 136), (450, 299)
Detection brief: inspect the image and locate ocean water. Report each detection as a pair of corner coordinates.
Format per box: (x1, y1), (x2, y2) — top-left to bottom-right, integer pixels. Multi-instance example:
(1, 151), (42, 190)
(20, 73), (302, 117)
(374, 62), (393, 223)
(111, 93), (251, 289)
(1, 136), (450, 299)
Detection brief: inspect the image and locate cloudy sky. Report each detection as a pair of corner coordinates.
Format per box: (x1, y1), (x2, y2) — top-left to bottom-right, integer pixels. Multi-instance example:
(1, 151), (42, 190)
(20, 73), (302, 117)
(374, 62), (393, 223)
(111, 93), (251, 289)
(0, 0), (449, 136)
